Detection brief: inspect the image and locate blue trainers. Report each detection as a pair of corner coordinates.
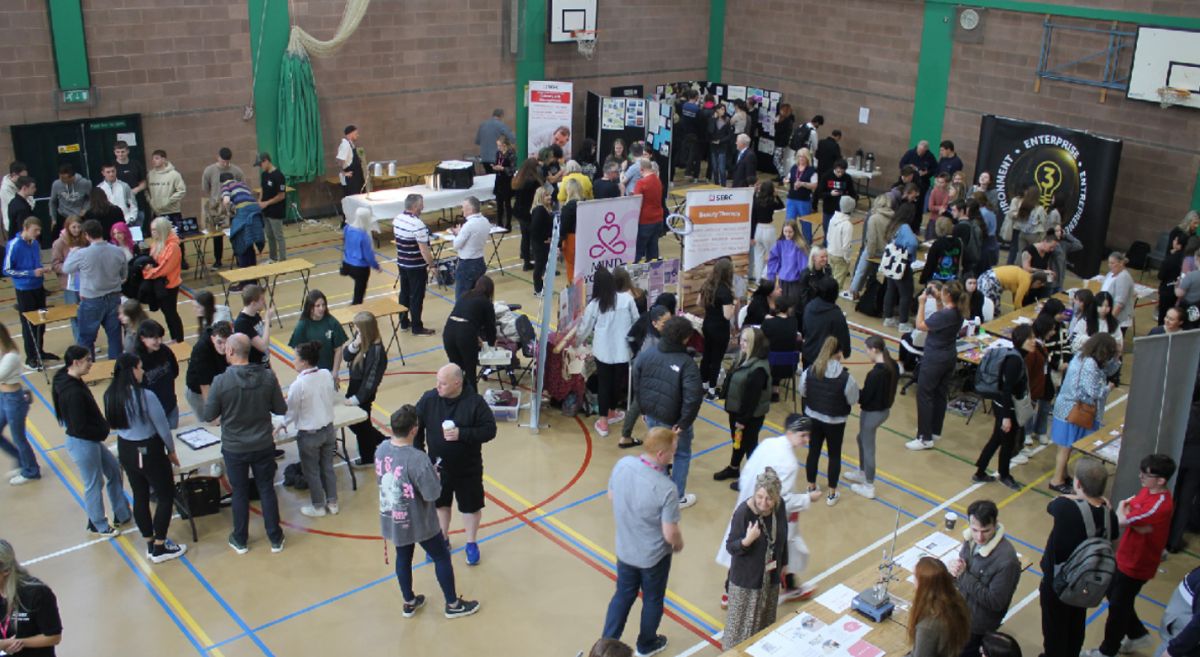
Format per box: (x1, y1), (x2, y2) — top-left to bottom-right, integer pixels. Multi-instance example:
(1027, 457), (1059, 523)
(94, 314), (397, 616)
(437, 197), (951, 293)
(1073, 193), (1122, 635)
(465, 541), (480, 566)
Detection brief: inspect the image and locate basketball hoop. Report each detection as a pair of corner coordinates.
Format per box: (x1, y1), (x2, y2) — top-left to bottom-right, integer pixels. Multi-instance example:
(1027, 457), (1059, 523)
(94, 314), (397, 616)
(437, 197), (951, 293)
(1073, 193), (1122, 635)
(571, 29), (597, 60)
(1156, 86), (1192, 108)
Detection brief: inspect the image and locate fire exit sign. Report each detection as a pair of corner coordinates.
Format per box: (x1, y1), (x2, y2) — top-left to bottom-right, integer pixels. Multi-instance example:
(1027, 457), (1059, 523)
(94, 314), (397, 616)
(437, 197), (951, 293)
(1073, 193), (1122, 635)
(61, 89), (89, 104)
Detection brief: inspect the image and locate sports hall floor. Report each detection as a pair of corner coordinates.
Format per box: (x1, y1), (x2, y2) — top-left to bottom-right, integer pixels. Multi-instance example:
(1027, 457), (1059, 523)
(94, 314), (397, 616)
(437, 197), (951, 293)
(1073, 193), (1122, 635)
(3, 189), (1191, 657)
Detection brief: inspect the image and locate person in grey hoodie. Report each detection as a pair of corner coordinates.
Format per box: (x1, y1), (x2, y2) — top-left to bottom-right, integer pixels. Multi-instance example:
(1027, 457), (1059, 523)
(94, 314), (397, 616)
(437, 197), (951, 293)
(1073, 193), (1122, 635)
(949, 500), (1021, 657)
(147, 149), (186, 221)
(48, 163), (92, 243)
(201, 333), (288, 554)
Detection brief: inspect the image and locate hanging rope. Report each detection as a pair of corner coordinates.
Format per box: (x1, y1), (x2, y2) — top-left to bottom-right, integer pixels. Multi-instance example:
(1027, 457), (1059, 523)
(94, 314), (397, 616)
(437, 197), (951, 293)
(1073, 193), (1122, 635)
(287, 0), (371, 57)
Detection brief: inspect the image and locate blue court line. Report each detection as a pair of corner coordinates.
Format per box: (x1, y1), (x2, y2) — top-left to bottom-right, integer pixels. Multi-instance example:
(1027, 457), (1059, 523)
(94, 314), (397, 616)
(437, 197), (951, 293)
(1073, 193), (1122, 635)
(203, 489), (608, 651)
(22, 374), (273, 657)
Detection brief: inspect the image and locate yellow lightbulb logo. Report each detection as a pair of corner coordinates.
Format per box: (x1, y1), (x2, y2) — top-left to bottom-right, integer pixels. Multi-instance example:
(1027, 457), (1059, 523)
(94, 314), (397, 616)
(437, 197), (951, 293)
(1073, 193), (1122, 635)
(1035, 161), (1062, 207)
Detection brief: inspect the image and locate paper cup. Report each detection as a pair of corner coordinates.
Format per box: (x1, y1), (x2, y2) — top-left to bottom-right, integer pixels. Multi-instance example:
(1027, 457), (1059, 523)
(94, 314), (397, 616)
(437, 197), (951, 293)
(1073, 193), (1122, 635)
(944, 512), (957, 531)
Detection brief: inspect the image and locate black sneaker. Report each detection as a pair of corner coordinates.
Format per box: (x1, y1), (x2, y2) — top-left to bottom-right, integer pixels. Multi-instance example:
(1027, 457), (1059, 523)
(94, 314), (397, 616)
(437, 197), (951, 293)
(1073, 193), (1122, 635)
(1049, 481), (1073, 495)
(636, 634), (668, 657)
(971, 472), (996, 483)
(24, 359), (41, 371)
(149, 539), (187, 564)
(999, 476), (1022, 491)
(86, 521), (118, 538)
(444, 598), (480, 619)
(41, 351), (61, 361)
(712, 466), (739, 481)
(402, 594), (426, 618)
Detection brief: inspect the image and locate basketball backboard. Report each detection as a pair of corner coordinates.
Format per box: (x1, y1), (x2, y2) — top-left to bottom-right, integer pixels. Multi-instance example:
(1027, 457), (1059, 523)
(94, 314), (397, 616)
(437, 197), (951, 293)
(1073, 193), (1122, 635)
(549, 0), (597, 43)
(1127, 26), (1200, 109)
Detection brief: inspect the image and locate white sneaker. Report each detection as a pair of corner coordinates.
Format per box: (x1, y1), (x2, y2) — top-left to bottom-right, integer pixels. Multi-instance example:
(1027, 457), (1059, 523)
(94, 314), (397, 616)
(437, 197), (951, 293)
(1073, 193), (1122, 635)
(679, 493), (697, 510)
(1038, 434), (1050, 446)
(826, 490), (840, 507)
(1118, 635), (1154, 654)
(898, 322), (914, 333)
(9, 474), (33, 486)
(883, 317), (898, 328)
(905, 438), (934, 451)
(850, 483), (876, 499)
(300, 505), (327, 518)
(326, 502), (340, 515)
(1009, 453), (1029, 465)
(1024, 435), (1034, 447)
(842, 470), (865, 484)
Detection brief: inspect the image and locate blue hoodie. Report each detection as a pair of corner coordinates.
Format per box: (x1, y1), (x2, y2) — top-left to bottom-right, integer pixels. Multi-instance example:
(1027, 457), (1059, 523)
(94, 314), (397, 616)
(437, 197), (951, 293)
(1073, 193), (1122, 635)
(4, 235), (43, 290)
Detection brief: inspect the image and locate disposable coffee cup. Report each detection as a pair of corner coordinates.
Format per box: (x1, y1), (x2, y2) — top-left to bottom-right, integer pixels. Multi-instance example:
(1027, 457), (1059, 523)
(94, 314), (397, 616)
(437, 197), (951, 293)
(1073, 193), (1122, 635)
(442, 420), (456, 431)
(37, 309), (47, 319)
(944, 512), (957, 531)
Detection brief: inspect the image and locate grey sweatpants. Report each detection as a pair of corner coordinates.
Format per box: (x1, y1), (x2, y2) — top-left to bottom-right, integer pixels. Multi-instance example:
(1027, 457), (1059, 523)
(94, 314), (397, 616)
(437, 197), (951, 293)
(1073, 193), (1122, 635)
(266, 218), (287, 261)
(855, 409), (890, 484)
(297, 424), (337, 506)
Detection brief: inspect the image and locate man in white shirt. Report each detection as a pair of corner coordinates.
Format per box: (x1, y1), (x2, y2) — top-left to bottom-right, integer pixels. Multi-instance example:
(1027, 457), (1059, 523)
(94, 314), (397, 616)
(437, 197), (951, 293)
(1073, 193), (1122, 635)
(285, 341), (340, 518)
(0, 161), (27, 240)
(336, 125), (364, 226)
(97, 163), (137, 224)
(452, 196), (491, 299)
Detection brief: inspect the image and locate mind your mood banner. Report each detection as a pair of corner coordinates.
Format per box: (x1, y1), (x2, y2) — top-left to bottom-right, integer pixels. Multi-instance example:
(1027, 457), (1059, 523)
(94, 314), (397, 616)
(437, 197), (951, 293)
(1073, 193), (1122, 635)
(528, 81), (574, 156)
(683, 188), (753, 271)
(974, 115), (1122, 278)
(574, 195), (642, 293)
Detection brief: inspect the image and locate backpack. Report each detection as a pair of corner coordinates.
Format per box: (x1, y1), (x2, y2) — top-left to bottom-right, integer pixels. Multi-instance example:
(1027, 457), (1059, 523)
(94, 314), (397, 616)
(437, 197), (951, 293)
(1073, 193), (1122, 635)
(282, 462), (308, 490)
(789, 123), (813, 151)
(880, 241), (909, 280)
(974, 347), (1020, 399)
(1052, 499), (1116, 607)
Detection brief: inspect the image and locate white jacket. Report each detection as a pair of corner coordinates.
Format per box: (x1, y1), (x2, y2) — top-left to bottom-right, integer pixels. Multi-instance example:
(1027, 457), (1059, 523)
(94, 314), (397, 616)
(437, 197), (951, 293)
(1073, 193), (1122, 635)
(576, 291), (639, 365)
(826, 211), (854, 259)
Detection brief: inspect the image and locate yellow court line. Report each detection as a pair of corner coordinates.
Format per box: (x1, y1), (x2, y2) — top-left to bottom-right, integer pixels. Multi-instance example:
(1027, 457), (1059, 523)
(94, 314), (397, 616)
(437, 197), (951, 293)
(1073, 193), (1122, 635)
(23, 421), (226, 655)
(482, 473), (725, 631)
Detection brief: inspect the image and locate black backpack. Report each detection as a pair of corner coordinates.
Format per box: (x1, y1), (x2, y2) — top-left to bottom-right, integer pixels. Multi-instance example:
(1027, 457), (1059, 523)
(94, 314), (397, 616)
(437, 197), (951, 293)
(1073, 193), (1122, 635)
(974, 348), (1022, 400)
(789, 123), (812, 151)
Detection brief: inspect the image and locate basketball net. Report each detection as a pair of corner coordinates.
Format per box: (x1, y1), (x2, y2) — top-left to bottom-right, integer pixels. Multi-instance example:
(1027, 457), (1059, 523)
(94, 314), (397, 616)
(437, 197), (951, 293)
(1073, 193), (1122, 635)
(1156, 86), (1192, 109)
(572, 30), (597, 60)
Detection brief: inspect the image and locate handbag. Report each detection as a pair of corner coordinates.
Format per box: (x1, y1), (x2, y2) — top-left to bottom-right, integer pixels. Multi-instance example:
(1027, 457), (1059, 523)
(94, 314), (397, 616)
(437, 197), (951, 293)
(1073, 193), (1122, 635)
(1013, 392), (1035, 427)
(880, 241), (909, 281)
(1066, 363), (1097, 429)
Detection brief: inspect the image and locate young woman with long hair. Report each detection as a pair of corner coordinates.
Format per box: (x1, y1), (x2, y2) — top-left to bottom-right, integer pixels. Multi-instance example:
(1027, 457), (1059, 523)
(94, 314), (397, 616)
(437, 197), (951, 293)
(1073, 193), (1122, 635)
(109, 221), (136, 260)
(288, 289), (349, 375)
(103, 352), (187, 563)
(765, 221), (809, 309)
(799, 336), (859, 506)
(83, 186), (124, 234)
(343, 311), (388, 465)
(511, 157), (544, 271)
(134, 319), (181, 429)
(844, 335), (898, 499)
(490, 134), (517, 229)
(908, 557), (972, 657)
(751, 180), (783, 281)
(566, 267), (640, 440)
(119, 299), (150, 354)
(191, 289), (232, 335)
(1048, 333), (1120, 493)
(50, 215), (87, 343)
(785, 150), (819, 244)
(142, 217), (185, 342)
(907, 281), (970, 451)
(529, 184), (555, 296)
(699, 258), (737, 399)
(443, 275), (497, 391)
(882, 203), (921, 332)
(721, 468), (788, 650)
(1014, 185), (1048, 258)
(0, 323), (37, 485)
(713, 328), (772, 481)
(559, 178), (585, 282)
(0, 539), (63, 654)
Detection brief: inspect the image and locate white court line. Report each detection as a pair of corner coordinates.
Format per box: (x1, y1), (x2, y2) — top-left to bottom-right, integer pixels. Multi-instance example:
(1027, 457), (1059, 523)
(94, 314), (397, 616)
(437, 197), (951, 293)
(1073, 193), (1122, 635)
(23, 527), (141, 566)
(1003, 588), (1041, 624)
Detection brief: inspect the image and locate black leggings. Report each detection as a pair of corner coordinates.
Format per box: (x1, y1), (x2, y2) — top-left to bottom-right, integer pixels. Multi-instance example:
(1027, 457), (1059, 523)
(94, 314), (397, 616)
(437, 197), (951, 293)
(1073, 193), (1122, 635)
(975, 408), (1021, 478)
(444, 320), (480, 391)
(343, 263), (371, 305)
(349, 411), (386, 464)
(532, 242), (550, 293)
(805, 417), (846, 489)
(701, 323), (729, 388)
(728, 414), (764, 468)
(916, 353), (955, 441)
(595, 361), (628, 417)
(117, 436), (175, 541)
(494, 179), (513, 228)
(157, 285), (184, 342)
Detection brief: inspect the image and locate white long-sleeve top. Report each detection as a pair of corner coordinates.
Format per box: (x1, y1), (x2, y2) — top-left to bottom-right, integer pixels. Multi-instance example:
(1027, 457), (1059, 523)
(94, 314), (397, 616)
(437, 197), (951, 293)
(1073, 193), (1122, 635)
(453, 213), (491, 260)
(826, 211), (854, 259)
(285, 367), (338, 432)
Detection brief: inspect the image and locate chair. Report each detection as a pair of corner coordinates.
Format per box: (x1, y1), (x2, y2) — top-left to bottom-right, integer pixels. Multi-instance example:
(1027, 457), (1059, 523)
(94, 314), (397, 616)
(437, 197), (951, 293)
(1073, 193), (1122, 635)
(768, 350), (801, 412)
(1126, 240), (1152, 278)
(1143, 232), (1171, 281)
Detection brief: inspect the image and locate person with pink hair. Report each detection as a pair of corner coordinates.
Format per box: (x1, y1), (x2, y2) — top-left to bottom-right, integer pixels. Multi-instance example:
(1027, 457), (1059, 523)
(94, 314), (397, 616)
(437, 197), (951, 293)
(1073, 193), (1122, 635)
(110, 222), (135, 260)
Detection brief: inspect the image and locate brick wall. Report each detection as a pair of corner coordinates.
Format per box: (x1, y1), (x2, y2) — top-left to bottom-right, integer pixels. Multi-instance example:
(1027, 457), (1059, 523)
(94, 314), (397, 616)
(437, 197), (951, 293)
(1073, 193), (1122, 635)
(725, 0), (1200, 249)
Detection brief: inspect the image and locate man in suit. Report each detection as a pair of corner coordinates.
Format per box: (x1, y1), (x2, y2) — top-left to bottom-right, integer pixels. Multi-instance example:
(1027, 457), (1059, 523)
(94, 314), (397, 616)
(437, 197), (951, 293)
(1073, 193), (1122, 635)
(731, 134), (756, 187)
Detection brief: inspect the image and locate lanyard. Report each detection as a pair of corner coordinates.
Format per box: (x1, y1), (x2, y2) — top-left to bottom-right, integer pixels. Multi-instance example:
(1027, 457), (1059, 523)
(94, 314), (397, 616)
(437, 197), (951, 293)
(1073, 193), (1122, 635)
(639, 455), (664, 473)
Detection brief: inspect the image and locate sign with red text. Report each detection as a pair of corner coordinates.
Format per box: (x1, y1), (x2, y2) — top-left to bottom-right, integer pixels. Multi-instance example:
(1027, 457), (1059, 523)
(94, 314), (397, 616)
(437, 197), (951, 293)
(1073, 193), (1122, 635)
(528, 80), (574, 156)
(682, 188), (752, 271)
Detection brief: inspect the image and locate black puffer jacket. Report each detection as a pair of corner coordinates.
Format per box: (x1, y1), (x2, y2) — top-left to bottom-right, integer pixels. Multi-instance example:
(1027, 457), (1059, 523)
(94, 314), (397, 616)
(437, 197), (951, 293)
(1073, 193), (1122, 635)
(631, 336), (702, 429)
(801, 297), (851, 366)
(344, 342), (387, 408)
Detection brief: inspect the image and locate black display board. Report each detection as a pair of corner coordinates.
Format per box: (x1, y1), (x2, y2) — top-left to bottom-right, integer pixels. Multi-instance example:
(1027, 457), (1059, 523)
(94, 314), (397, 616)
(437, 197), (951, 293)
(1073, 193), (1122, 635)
(653, 81), (784, 179)
(610, 85), (643, 98)
(974, 115), (1123, 278)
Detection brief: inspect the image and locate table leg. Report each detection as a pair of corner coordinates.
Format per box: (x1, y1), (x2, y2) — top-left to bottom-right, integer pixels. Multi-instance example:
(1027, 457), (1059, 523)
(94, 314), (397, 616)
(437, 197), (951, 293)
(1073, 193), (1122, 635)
(30, 320), (49, 384)
(192, 239), (210, 281)
(298, 269), (311, 313)
(338, 427), (358, 491)
(487, 231), (506, 275)
(266, 274), (284, 329)
(389, 314), (405, 365)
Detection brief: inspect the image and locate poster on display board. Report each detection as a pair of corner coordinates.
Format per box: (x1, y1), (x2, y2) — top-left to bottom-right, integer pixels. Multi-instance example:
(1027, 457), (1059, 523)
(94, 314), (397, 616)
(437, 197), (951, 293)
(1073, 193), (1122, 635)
(973, 115), (1122, 278)
(624, 258), (681, 304)
(585, 96), (672, 188)
(528, 81), (574, 155)
(653, 81), (783, 177)
(682, 188), (753, 271)
(574, 195), (642, 293)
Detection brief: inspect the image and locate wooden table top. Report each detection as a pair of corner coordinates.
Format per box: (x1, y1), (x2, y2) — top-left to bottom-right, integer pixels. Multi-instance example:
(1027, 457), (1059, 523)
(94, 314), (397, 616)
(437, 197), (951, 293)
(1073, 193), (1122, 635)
(83, 341), (192, 384)
(218, 258), (314, 283)
(329, 297), (409, 325)
(981, 291), (1071, 338)
(1073, 421), (1124, 464)
(22, 304), (79, 326)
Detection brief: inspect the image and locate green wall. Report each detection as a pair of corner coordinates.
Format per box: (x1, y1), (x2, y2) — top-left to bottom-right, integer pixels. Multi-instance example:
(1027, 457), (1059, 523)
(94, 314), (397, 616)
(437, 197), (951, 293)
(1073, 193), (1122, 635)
(515, 0), (547, 161)
(707, 0), (725, 82)
(46, 0), (90, 91)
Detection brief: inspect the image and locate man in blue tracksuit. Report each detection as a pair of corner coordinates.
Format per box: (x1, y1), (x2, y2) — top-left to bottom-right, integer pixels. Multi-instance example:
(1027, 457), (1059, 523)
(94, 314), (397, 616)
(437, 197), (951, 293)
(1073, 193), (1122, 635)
(4, 217), (56, 367)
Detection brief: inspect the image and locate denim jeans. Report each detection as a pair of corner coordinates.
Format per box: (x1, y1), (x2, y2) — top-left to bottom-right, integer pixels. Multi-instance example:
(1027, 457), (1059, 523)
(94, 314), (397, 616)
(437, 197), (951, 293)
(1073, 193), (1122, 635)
(64, 435), (130, 531)
(223, 447), (283, 545)
(63, 289), (81, 345)
(786, 199), (813, 244)
(0, 391), (37, 478)
(395, 536), (458, 605)
(78, 292), (123, 360)
(602, 555), (672, 655)
(646, 417), (693, 499)
(455, 257), (486, 299)
(636, 223), (661, 263)
(1025, 398), (1052, 437)
(709, 150), (728, 186)
(849, 247), (875, 295)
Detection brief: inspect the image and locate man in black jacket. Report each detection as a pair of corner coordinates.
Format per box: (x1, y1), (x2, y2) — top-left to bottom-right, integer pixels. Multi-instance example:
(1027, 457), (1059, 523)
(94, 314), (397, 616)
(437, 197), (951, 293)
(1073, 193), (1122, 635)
(415, 363), (497, 566)
(815, 130), (843, 176)
(52, 345), (131, 535)
(800, 275), (850, 368)
(730, 134), (757, 188)
(631, 316), (703, 509)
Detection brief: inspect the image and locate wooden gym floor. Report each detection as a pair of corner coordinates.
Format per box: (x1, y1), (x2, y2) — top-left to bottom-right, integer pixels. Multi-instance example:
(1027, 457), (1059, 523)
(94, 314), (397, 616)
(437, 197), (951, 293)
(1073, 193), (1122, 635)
(3, 189), (1191, 657)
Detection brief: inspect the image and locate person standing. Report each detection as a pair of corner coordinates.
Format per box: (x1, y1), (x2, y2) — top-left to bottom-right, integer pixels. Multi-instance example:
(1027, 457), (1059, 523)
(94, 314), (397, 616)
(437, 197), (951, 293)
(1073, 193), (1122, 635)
(146, 150), (186, 223)
(113, 140), (149, 232)
(750, 181), (783, 282)
(490, 136), (516, 229)
(633, 160), (664, 263)
(200, 334), (288, 555)
(632, 316), (703, 510)
(233, 284), (273, 367)
(49, 216), (86, 344)
(97, 163), (138, 226)
(826, 196), (855, 289)
(103, 353), (187, 563)
(53, 346), (130, 536)
(1083, 454), (1176, 657)
(971, 325), (1031, 491)
(815, 159), (857, 243)
(699, 258), (736, 399)
(255, 152), (287, 262)
(601, 426), (683, 657)
(900, 140), (938, 209)
(1038, 458), (1120, 657)
(0, 324), (36, 486)
(844, 336), (898, 499)
(721, 468), (788, 650)
(415, 364), (498, 567)
(342, 311), (388, 466)
(784, 151), (819, 245)
(141, 217), (185, 343)
(907, 282), (969, 451)
(452, 197), (490, 299)
(0, 162), (26, 240)
(799, 336), (859, 507)
(223, 179), (265, 272)
(815, 130), (843, 177)
(1101, 251), (1136, 339)
(336, 125), (365, 207)
(0, 539), (63, 655)
(850, 194), (894, 300)
(712, 328), (771, 482)
(393, 194), (435, 336)
(1047, 334), (1120, 494)
(1156, 565), (1200, 657)
(949, 500), (1021, 657)
(200, 147), (245, 269)
(285, 341), (341, 518)
(342, 207), (380, 305)
(83, 186), (126, 238)
(564, 268), (640, 438)
(5, 217), (56, 367)
(511, 159), (543, 271)
(47, 163), (92, 241)
(287, 290), (349, 373)
(380, 404), (481, 619)
(908, 557), (972, 657)
(731, 134), (756, 188)
(800, 276), (850, 369)
(474, 109), (515, 172)
(773, 103), (796, 179)
(529, 185), (554, 297)
(134, 320), (181, 429)
(765, 221), (809, 308)
(4, 173), (33, 241)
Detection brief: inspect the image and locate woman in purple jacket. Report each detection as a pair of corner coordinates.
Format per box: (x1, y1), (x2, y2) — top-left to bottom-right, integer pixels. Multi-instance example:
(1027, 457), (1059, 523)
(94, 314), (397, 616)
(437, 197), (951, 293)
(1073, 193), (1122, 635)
(765, 221), (809, 310)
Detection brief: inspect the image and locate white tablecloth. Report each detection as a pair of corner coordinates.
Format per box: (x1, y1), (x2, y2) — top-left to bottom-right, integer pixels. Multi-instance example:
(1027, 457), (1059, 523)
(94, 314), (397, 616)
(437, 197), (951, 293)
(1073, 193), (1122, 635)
(342, 174), (497, 223)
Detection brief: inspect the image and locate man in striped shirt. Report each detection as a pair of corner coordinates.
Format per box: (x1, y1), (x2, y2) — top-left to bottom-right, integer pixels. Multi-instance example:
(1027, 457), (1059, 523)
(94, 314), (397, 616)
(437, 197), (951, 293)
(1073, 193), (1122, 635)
(394, 194), (435, 336)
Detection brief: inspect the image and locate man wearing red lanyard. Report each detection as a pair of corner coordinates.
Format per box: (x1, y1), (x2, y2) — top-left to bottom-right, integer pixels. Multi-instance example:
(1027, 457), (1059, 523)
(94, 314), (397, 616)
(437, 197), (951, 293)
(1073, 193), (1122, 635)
(601, 427), (684, 657)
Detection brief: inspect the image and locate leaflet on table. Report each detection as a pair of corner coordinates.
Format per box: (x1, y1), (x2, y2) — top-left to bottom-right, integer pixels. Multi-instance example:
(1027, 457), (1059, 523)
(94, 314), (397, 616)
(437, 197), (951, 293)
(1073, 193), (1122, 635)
(1096, 437), (1122, 462)
(914, 531), (961, 558)
(748, 613), (882, 657)
(814, 583), (859, 613)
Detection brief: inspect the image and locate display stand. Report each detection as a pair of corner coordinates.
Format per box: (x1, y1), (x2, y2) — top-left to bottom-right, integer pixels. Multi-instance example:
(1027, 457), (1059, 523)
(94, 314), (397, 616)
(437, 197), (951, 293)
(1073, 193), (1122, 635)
(524, 211), (561, 434)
